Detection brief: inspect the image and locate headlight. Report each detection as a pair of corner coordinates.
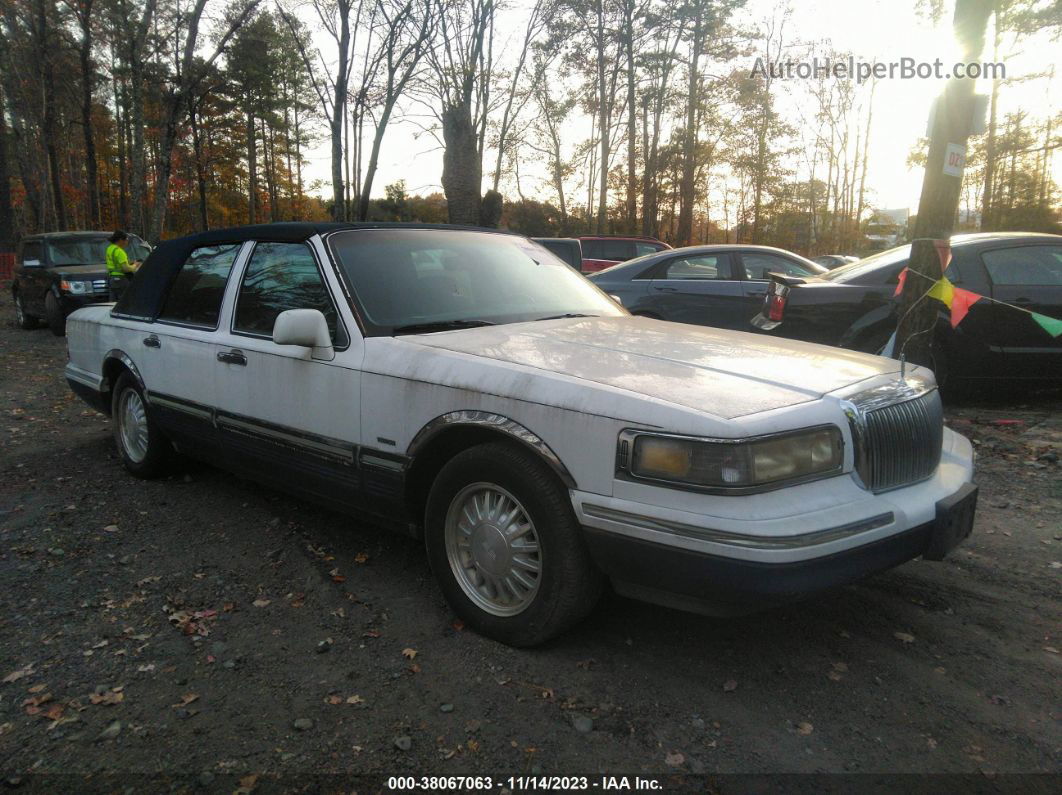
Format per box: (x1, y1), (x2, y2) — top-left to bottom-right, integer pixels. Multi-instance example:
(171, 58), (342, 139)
(621, 426), (843, 492)
(60, 280), (89, 295)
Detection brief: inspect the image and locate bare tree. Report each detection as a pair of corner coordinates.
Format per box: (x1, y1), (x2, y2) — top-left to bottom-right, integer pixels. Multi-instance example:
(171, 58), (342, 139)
(278, 0), (358, 221)
(426, 0), (496, 225)
(145, 0), (261, 240)
(356, 0), (435, 220)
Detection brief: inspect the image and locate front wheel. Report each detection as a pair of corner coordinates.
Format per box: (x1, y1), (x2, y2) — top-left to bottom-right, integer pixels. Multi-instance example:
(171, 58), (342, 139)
(14, 292), (39, 330)
(45, 292), (66, 337)
(425, 442), (603, 646)
(111, 372), (173, 478)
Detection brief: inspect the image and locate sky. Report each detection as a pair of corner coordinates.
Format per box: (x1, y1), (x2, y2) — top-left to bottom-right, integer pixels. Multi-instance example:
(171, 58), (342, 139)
(296, 0), (1059, 217)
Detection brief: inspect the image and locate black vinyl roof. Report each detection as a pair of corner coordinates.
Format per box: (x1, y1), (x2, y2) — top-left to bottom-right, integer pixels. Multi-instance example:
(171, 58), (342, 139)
(112, 222), (515, 321)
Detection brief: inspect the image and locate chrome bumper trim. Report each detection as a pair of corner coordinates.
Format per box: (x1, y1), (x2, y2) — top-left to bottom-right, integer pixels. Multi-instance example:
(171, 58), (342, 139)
(581, 504), (895, 550)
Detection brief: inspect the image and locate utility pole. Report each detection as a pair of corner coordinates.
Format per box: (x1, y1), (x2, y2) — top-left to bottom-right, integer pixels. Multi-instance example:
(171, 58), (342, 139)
(895, 0), (993, 369)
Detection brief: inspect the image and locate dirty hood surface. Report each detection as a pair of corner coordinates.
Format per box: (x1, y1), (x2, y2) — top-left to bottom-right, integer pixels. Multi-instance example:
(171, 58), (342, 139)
(406, 316), (901, 419)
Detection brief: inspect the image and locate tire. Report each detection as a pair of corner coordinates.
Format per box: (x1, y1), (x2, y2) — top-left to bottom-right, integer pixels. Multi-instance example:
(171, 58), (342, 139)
(45, 291), (66, 337)
(111, 372), (173, 478)
(13, 292), (39, 330)
(424, 442), (603, 646)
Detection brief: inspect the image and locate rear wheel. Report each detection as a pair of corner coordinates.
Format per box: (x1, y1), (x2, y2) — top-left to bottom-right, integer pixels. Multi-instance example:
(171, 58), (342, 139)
(13, 292), (38, 330)
(45, 292), (66, 337)
(111, 372), (173, 478)
(424, 442), (603, 646)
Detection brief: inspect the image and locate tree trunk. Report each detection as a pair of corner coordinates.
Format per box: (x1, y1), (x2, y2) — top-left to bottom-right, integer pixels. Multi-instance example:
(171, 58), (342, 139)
(0, 86), (13, 249)
(190, 101), (209, 231)
(246, 110), (257, 224)
(595, 3), (609, 234)
(624, 4), (637, 233)
(441, 103), (482, 225)
(896, 0), (992, 367)
(676, 16), (702, 246)
(979, 19), (1001, 230)
(78, 2), (100, 228)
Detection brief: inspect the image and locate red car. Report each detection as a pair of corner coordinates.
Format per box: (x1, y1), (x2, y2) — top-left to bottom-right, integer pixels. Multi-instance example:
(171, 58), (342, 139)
(578, 236), (671, 273)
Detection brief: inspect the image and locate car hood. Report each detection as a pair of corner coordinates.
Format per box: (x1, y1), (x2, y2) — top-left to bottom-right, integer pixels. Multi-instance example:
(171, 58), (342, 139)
(50, 263), (108, 278)
(406, 316), (901, 419)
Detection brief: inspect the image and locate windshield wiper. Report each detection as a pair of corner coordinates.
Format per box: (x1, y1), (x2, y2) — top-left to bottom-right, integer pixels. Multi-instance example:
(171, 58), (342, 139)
(392, 319), (495, 335)
(533, 313), (599, 321)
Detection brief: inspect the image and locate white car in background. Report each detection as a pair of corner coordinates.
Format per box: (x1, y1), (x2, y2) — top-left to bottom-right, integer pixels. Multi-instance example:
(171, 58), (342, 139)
(64, 223), (977, 646)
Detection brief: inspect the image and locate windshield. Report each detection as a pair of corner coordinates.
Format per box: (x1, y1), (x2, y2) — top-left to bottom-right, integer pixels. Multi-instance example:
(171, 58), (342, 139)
(329, 229), (626, 335)
(821, 244), (911, 283)
(45, 237), (111, 266)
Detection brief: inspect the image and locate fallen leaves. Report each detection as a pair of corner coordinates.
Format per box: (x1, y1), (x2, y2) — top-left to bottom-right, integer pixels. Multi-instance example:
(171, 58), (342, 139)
(796, 721), (814, 736)
(172, 693), (199, 709)
(252, 598), (271, 608)
(329, 568), (346, 584)
(165, 607), (217, 636)
(354, 552), (369, 564)
(3, 664), (35, 684)
(402, 648), (418, 661)
(664, 751), (685, 767)
(828, 662), (848, 681)
(722, 679), (738, 693)
(894, 632), (916, 645)
(324, 694), (365, 706)
(103, 524), (119, 533)
(89, 687), (124, 706)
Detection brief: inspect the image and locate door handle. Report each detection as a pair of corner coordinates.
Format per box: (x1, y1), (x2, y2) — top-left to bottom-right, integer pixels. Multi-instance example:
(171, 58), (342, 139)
(142, 335), (161, 348)
(1012, 297), (1033, 305)
(746, 290), (767, 298)
(216, 350), (247, 366)
(654, 286), (678, 293)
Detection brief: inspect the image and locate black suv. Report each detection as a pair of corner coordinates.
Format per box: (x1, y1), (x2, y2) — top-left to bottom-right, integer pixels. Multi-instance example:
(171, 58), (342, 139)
(12, 231), (151, 336)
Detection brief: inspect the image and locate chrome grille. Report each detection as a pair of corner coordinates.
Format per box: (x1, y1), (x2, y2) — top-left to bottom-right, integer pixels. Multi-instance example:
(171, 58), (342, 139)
(856, 389), (943, 492)
(92, 279), (109, 294)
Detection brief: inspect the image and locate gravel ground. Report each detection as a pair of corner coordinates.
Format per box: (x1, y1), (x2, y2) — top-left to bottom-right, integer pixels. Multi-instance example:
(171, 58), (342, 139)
(0, 299), (1059, 791)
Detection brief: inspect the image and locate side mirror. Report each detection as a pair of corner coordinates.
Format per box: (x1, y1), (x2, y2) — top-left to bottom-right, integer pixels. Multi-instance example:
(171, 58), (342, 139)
(272, 309), (334, 361)
(609, 294), (624, 304)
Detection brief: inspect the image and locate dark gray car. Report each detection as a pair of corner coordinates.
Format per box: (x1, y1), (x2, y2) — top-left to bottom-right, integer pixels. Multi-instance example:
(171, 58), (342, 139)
(588, 244), (826, 331)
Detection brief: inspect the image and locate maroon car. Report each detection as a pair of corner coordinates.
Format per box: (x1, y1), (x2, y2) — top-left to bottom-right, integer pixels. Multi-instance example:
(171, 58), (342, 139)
(578, 236), (670, 273)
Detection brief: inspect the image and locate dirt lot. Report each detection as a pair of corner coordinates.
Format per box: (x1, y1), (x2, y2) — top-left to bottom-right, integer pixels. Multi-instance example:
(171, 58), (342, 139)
(0, 299), (1059, 790)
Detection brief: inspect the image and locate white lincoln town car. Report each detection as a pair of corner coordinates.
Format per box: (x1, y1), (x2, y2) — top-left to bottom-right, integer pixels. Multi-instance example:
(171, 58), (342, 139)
(64, 223), (977, 646)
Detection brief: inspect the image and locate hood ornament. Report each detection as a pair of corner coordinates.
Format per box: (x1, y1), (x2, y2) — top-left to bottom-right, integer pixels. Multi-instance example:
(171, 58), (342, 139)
(899, 353), (906, 381)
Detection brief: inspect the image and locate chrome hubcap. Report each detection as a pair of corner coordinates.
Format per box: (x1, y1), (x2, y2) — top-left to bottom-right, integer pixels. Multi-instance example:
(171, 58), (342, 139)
(444, 483), (542, 616)
(118, 388), (149, 463)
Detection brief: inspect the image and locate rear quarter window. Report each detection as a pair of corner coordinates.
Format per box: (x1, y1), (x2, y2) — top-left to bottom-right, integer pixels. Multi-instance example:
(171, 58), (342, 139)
(982, 245), (1062, 286)
(158, 244), (242, 328)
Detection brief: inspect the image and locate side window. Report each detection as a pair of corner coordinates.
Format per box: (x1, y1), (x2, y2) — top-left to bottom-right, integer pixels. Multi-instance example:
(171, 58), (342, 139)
(158, 244), (241, 327)
(660, 254), (734, 280)
(634, 242), (661, 256)
(21, 241), (42, 265)
(982, 246), (1062, 286)
(234, 242), (347, 346)
(584, 240), (634, 261)
(742, 253), (814, 280)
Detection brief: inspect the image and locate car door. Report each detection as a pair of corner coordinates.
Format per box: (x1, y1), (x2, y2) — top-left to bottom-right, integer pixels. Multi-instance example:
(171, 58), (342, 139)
(738, 251), (822, 323)
(138, 242), (246, 450)
(645, 252), (745, 329)
(17, 240), (47, 315)
(212, 238), (366, 512)
(978, 243), (1062, 378)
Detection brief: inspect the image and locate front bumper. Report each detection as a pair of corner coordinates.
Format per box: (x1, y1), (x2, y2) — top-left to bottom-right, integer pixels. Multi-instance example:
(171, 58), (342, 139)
(574, 428), (976, 614)
(59, 292), (111, 314)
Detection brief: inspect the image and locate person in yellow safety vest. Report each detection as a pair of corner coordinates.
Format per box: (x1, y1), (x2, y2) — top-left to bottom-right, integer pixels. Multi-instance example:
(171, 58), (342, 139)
(106, 230), (136, 301)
